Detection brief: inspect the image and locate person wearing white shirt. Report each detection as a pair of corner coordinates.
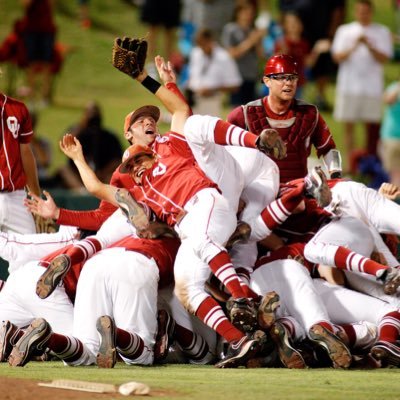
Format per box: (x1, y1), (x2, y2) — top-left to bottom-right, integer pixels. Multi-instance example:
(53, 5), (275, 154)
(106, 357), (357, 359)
(187, 28), (242, 116)
(331, 0), (393, 172)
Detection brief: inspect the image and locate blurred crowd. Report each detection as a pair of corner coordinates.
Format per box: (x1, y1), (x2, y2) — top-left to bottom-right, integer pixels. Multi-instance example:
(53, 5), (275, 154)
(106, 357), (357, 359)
(0, 0), (399, 190)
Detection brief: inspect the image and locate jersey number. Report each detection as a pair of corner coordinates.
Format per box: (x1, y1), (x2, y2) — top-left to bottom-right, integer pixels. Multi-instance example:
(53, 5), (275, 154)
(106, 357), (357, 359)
(152, 162), (167, 177)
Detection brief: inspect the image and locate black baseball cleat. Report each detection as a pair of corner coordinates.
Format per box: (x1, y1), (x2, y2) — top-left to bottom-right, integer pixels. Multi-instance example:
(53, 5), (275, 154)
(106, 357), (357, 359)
(225, 221), (251, 250)
(270, 321), (307, 369)
(36, 254), (71, 299)
(227, 297), (258, 333)
(0, 321), (19, 362)
(154, 310), (176, 363)
(257, 291), (280, 330)
(8, 318), (52, 367)
(96, 315), (117, 368)
(370, 340), (400, 367)
(376, 268), (400, 295)
(304, 166), (332, 207)
(309, 323), (352, 369)
(215, 331), (264, 369)
(115, 188), (150, 232)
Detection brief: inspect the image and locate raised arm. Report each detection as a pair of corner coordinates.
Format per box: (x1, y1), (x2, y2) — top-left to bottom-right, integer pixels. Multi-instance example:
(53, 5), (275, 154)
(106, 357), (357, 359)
(60, 134), (118, 205)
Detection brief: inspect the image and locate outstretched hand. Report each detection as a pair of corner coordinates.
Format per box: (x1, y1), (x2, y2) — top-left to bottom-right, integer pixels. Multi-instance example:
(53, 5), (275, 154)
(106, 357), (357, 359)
(155, 55), (176, 84)
(60, 134), (84, 162)
(24, 190), (60, 220)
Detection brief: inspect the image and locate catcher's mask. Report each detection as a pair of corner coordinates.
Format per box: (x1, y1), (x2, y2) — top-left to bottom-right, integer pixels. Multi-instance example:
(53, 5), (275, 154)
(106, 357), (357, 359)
(124, 105), (160, 133)
(119, 144), (154, 173)
(262, 54), (298, 81)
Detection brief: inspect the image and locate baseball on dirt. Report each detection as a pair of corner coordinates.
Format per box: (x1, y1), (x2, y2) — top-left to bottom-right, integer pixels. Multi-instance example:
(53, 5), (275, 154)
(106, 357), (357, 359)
(118, 381), (150, 396)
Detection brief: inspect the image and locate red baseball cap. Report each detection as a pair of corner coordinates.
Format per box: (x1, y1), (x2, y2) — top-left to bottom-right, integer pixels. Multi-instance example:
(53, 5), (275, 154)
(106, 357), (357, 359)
(263, 54), (298, 76)
(123, 105), (160, 133)
(119, 144), (154, 173)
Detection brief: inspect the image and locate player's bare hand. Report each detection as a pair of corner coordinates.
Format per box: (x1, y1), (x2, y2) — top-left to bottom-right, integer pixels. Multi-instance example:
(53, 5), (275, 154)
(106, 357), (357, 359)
(25, 190), (60, 220)
(378, 182), (400, 201)
(155, 55), (176, 84)
(60, 134), (84, 161)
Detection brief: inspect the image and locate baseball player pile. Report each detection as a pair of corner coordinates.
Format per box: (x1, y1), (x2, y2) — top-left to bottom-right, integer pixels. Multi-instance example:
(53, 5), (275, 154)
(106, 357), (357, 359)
(1, 35), (400, 374)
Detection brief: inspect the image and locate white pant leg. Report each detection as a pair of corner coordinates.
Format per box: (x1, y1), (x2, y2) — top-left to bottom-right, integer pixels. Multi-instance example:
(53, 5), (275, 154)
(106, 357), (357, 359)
(304, 216), (375, 267)
(313, 278), (398, 325)
(368, 225), (399, 268)
(173, 241), (213, 313)
(0, 262), (73, 333)
(176, 188), (237, 263)
(251, 259), (329, 334)
(0, 226), (77, 268)
(333, 181), (400, 235)
(93, 209), (136, 248)
(158, 286), (217, 354)
(72, 248), (158, 366)
(0, 190), (35, 234)
(344, 271), (400, 308)
(184, 114), (244, 212)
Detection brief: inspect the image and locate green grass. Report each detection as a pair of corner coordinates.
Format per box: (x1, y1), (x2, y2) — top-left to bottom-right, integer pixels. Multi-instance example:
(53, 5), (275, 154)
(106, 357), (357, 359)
(1, 362), (400, 400)
(0, 2), (400, 398)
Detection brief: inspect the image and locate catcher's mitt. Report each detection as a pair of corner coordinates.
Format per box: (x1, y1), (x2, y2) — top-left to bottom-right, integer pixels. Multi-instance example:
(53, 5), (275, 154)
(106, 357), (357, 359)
(34, 214), (58, 234)
(112, 37), (148, 79)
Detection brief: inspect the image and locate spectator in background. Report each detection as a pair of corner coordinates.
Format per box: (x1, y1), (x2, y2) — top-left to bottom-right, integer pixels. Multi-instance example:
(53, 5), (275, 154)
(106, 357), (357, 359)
(55, 102), (122, 192)
(380, 78), (400, 187)
(221, 0), (264, 106)
(77, 0), (91, 29)
(274, 12), (310, 98)
(140, 0), (182, 75)
(279, 0), (345, 111)
(331, 0), (393, 173)
(21, 0), (57, 108)
(187, 28), (242, 116)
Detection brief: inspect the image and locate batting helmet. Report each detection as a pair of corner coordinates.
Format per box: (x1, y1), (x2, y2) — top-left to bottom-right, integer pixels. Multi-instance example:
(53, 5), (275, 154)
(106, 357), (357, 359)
(263, 54), (298, 76)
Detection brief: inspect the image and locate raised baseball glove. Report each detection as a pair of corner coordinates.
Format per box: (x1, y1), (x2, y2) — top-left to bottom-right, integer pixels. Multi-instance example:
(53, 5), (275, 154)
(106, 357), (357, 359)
(112, 37), (148, 79)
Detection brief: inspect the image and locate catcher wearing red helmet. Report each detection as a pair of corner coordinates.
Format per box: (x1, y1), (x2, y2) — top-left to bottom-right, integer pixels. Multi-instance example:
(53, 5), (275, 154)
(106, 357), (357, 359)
(228, 54), (342, 183)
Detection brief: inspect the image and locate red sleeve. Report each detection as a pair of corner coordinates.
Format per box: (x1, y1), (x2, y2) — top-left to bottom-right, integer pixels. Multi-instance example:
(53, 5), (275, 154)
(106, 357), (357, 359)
(18, 101), (33, 144)
(57, 200), (117, 231)
(312, 115), (336, 158)
(56, 168), (129, 230)
(227, 106), (246, 128)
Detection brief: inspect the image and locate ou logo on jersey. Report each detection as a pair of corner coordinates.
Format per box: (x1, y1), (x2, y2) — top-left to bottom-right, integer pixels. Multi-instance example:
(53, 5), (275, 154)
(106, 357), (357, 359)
(7, 116), (20, 139)
(152, 162), (167, 177)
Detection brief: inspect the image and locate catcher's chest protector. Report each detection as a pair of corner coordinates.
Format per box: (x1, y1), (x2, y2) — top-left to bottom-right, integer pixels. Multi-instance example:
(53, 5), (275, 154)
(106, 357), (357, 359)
(243, 99), (318, 182)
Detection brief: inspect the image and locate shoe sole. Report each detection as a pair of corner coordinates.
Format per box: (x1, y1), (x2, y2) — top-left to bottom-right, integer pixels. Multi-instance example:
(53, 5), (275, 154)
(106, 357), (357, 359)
(270, 323), (306, 369)
(154, 310), (175, 362)
(383, 274), (400, 295)
(36, 255), (71, 299)
(215, 339), (259, 368)
(8, 318), (51, 367)
(371, 344), (400, 367)
(96, 316), (117, 368)
(0, 321), (13, 362)
(309, 325), (351, 369)
(258, 291), (280, 330)
(115, 189), (149, 231)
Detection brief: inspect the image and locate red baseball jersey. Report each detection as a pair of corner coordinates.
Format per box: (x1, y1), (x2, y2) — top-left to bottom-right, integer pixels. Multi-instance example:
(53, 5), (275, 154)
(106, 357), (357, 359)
(0, 94), (33, 191)
(128, 132), (217, 226)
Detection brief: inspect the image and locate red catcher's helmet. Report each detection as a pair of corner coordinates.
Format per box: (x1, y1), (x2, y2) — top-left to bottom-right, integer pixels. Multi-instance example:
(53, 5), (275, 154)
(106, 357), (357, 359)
(263, 54), (298, 76)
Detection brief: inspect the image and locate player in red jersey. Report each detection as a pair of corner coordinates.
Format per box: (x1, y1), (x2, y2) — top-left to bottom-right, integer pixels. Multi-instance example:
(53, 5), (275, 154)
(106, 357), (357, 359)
(0, 91), (41, 273)
(227, 54), (342, 183)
